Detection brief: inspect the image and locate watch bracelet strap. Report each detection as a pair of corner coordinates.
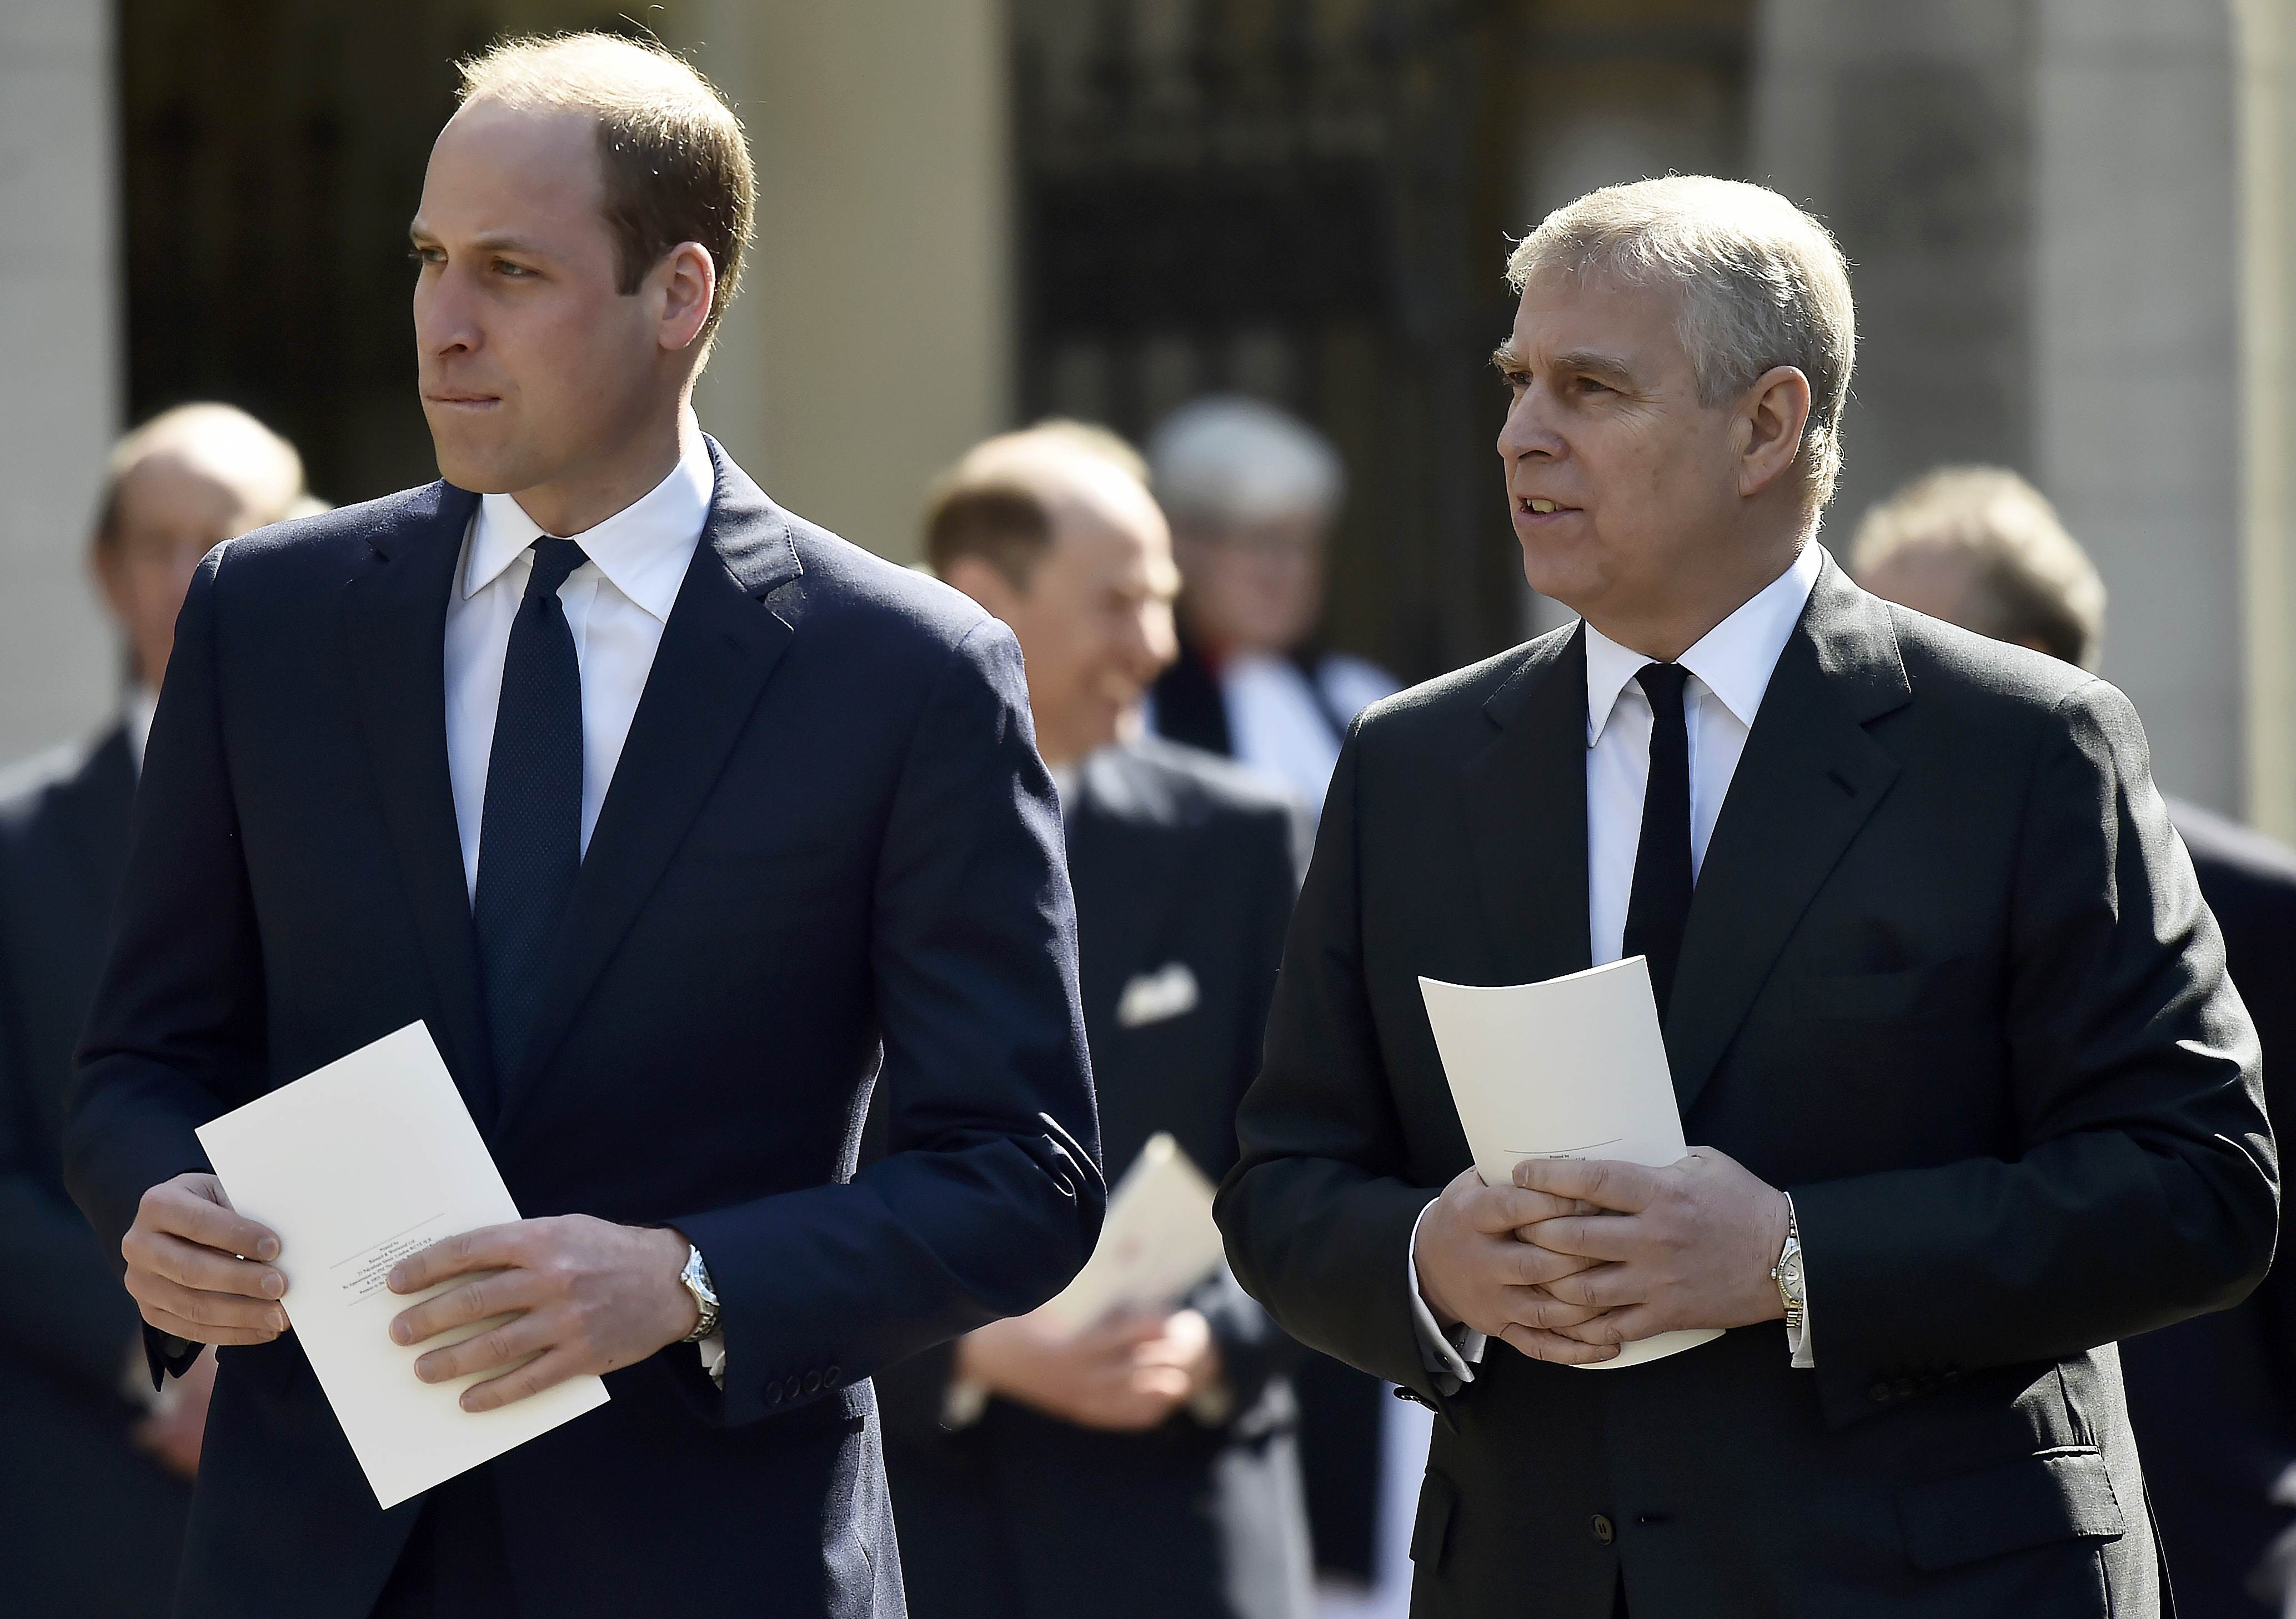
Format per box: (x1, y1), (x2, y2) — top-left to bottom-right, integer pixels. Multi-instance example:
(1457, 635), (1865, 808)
(1779, 1193), (1804, 1331)
(678, 1244), (721, 1343)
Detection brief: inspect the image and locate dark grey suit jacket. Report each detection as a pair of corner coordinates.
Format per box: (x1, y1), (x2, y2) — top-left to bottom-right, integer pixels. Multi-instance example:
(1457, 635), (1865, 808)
(876, 738), (1315, 1619)
(0, 726), (194, 1617)
(1217, 556), (2274, 1618)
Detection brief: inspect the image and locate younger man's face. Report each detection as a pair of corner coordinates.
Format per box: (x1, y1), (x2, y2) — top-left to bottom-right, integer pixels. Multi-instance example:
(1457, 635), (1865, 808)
(409, 99), (670, 500)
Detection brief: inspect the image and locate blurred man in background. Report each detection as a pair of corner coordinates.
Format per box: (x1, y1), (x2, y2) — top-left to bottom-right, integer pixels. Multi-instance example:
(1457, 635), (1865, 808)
(1854, 465), (2296, 1619)
(875, 422), (1315, 1619)
(1144, 396), (1407, 1608)
(1147, 397), (1397, 819)
(0, 403), (312, 1617)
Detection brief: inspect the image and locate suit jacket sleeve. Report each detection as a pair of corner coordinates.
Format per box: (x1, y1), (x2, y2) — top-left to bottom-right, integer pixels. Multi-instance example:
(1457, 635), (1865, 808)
(64, 548), (260, 1296)
(676, 617), (1105, 1427)
(1215, 721), (1449, 1405)
(1792, 679), (2277, 1425)
(0, 970), (144, 1402)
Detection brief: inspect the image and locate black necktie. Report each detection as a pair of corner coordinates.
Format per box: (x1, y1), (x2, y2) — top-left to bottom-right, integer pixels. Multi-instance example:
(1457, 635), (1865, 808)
(1623, 661), (1693, 1018)
(473, 537), (588, 1087)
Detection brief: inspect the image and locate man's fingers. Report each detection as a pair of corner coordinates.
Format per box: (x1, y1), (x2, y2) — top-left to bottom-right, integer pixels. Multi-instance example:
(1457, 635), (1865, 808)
(388, 1224), (526, 1294)
(133, 1277), (287, 1341)
(1465, 1181), (1582, 1232)
(1497, 1236), (1597, 1290)
(138, 1231), (285, 1300)
(1496, 1323), (1621, 1365)
(1497, 1286), (1607, 1331)
(144, 1182), (279, 1264)
(390, 1269), (533, 1347)
(1553, 1306), (1662, 1347)
(1538, 1263), (1639, 1311)
(1520, 1214), (1644, 1262)
(459, 1344), (579, 1413)
(413, 1312), (551, 1385)
(1510, 1156), (1660, 1212)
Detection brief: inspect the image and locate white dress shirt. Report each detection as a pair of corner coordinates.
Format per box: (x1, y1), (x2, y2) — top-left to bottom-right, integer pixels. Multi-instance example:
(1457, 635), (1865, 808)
(441, 418), (726, 1379)
(1409, 543), (1826, 1385)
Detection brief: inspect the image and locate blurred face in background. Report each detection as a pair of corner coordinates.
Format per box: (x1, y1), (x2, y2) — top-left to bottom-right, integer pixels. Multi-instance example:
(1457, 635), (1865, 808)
(1171, 511), (1329, 658)
(950, 463), (1181, 767)
(94, 450), (278, 688)
(410, 98), (711, 523)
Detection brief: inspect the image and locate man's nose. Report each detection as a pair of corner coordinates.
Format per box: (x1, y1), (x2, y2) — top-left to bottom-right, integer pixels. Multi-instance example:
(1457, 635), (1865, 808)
(1134, 602), (1179, 679)
(414, 267), (480, 356)
(1497, 388), (1558, 464)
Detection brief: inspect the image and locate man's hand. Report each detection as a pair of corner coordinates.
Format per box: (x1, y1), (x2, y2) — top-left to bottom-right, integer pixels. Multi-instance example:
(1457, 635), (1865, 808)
(1412, 1167), (1615, 1365)
(133, 1344), (218, 1479)
(956, 1306), (1215, 1431)
(121, 1172), (288, 1346)
(1515, 1149), (1791, 1346)
(385, 1216), (697, 1413)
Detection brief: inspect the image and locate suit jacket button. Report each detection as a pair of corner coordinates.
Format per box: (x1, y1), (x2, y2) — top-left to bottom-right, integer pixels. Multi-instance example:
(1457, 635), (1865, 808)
(824, 1365), (843, 1387)
(803, 1371), (822, 1394)
(1591, 1514), (1616, 1545)
(766, 1381), (785, 1406)
(1894, 1376), (1918, 1398)
(1868, 1381), (1892, 1404)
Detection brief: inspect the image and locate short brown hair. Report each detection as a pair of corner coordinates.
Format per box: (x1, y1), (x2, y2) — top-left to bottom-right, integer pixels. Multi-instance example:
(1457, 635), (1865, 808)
(924, 483), (1055, 588)
(1850, 466), (2107, 669)
(457, 33), (755, 344)
(923, 420), (1150, 588)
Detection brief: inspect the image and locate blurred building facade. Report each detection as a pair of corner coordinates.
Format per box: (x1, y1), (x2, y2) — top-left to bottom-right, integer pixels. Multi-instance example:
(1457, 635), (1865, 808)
(3, 0), (2294, 836)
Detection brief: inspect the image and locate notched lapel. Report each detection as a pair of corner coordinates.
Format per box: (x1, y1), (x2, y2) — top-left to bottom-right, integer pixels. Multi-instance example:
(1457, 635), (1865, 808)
(1459, 628), (1593, 988)
(338, 483), (494, 1112)
(1666, 562), (1912, 1116)
(499, 443), (803, 1126)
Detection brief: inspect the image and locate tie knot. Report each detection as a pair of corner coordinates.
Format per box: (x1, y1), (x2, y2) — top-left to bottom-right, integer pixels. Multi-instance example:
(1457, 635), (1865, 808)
(1635, 661), (1690, 715)
(528, 537), (588, 596)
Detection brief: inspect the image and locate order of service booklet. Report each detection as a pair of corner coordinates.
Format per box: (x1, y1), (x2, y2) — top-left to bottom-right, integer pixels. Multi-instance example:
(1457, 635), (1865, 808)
(1418, 956), (1724, 1370)
(194, 1022), (609, 1508)
(1037, 1131), (1226, 1332)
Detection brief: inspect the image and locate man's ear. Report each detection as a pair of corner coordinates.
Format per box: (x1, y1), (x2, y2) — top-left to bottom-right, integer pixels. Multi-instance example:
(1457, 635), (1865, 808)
(1738, 365), (1813, 499)
(653, 242), (716, 355)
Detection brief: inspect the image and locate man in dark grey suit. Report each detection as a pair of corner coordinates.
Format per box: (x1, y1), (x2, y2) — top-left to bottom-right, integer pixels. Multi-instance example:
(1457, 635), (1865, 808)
(0, 403), (310, 1616)
(874, 425), (1316, 1619)
(1855, 465), (2296, 1619)
(1216, 177), (2273, 1617)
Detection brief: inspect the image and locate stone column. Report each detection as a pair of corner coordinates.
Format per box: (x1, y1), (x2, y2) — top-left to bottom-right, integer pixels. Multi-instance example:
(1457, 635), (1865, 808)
(0, 0), (121, 762)
(676, 0), (1014, 564)
(2234, 0), (2296, 841)
(2031, 0), (2243, 813)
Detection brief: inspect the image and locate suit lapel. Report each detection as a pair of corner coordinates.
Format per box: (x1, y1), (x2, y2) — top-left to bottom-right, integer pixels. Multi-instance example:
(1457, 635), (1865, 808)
(498, 441), (803, 1126)
(338, 482), (495, 1112)
(1665, 559), (1912, 1115)
(1460, 626), (1593, 986)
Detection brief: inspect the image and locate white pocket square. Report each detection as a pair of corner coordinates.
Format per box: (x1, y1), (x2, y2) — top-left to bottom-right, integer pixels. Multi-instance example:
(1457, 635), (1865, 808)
(1116, 962), (1200, 1028)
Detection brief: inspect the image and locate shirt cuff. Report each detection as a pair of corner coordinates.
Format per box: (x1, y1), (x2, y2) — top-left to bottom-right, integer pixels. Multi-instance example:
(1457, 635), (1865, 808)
(1785, 1193), (1813, 1369)
(1407, 1199), (1486, 1386)
(697, 1332), (726, 1387)
(941, 1375), (990, 1430)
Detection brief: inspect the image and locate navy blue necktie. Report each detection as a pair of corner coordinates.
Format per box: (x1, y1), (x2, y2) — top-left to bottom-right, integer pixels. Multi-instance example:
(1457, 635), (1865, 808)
(1623, 661), (1694, 1018)
(473, 537), (588, 1085)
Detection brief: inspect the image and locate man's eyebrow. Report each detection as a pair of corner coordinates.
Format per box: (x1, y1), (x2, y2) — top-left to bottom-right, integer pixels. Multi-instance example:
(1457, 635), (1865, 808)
(1549, 348), (1641, 389)
(1490, 340), (1526, 372)
(404, 222), (552, 257)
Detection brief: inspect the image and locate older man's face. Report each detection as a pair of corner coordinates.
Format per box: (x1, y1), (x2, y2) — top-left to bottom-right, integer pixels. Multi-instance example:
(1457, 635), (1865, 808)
(1494, 269), (1748, 622)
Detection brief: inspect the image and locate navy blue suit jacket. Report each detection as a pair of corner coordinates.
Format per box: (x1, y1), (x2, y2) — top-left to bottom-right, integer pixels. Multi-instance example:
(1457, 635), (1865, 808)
(64, 442), (1104, 1619)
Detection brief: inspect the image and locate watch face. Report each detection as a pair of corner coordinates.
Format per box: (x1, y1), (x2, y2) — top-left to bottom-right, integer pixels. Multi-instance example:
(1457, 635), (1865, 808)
(1779, 1248), (1804, 1293)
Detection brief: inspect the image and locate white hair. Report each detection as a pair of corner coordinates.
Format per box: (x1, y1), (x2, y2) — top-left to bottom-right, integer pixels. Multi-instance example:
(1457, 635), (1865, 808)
(1506, 176), (1856, 506)
(1146, 396), (1345, 527)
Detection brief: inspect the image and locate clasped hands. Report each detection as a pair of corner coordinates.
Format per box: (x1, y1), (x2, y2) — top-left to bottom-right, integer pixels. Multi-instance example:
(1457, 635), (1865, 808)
(1412, 1148), (1791, 1366)
(957, 1305), (1221, 1432)
(122, 1171), (700, 1411)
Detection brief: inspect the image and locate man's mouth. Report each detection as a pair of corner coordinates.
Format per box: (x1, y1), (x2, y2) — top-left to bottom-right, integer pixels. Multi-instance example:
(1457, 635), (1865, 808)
(1518, 497), (1578, 517)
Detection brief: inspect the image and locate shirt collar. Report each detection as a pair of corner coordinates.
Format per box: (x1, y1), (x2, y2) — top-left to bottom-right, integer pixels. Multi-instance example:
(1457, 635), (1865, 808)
(124, 683), (159, 778)
(463, 420), (716, 623)
(1582, 541), (1826, 745)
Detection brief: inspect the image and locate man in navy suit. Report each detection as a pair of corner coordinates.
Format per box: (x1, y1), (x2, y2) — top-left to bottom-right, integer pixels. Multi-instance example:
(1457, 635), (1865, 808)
(63, 33), (1100, 1619)
(1854, 466), (2296, 1618)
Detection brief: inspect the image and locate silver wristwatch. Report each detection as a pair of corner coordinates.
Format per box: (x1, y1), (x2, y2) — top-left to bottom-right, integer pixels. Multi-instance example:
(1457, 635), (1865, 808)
(676, 1243), (721, 1343)
(1771, 1196), (1805, 1334)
